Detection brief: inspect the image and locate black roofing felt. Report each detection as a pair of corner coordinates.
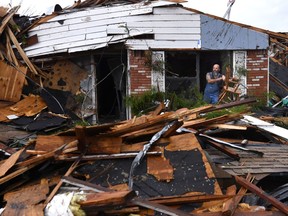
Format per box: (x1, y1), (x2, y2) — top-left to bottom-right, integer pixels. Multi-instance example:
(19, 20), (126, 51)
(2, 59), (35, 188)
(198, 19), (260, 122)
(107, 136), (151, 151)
(77, 148), (217, 198)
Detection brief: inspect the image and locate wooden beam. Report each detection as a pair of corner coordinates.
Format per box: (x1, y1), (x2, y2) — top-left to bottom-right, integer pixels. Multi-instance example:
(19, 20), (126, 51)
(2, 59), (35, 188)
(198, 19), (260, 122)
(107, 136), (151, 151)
(229, 174), (254, 215)
(79, 190), (136, 208)
(6, 27), (38, 74)
(0, 147), (25, 177)
(222, 184), (237, 215)
(234, 175), (288, 215)
(148, 193), (232, 205)
(0, 6), (20, 34)
(132, 198), (192, 216)
(44, 156), (82, 208)
(205, 140), (240, 160)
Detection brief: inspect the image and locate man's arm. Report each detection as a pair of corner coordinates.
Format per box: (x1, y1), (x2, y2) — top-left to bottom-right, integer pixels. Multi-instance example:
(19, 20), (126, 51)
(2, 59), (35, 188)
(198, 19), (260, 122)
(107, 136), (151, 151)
(206, 73), (225, 83)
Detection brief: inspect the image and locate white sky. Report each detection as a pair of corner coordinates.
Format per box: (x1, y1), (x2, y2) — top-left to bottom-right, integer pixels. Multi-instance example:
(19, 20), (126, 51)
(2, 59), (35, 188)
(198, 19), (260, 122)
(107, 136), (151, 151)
(1, 0), (287, 32)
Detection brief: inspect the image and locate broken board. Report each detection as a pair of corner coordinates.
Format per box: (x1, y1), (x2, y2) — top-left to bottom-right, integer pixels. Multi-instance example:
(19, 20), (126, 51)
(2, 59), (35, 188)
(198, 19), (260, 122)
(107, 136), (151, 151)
(0, 61), (27, 102)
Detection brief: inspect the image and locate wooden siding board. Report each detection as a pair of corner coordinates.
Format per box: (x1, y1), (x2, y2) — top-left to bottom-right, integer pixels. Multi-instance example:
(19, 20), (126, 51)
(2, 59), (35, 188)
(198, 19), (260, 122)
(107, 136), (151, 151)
(201, 15), (269, 50)
(153, 7), (196, 15)
(154, 34), (200, 41)
(34, 28), (107, 42)
(25, 4), (202, 57)
(24, 35), (86, 51)
(127, 20), (200, 28)
(107, 26), (200, 34)
(47, 1), (177, 23)
(126, 39), (199, 50)
(32, 8), (154, 31)
(25, 48), (67, 58)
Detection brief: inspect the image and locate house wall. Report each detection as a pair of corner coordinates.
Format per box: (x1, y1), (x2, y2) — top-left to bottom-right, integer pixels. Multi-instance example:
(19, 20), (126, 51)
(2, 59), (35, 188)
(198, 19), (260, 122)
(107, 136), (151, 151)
(129, 50), (151, 94)
(128, 49), (269, 100)
(246, 50), (269, 98)
(201, 15), (269, 50)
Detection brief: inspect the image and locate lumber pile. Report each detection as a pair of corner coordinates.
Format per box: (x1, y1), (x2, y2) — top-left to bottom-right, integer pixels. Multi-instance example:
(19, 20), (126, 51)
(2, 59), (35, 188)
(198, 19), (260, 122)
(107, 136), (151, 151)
(0, 97), (287, 215)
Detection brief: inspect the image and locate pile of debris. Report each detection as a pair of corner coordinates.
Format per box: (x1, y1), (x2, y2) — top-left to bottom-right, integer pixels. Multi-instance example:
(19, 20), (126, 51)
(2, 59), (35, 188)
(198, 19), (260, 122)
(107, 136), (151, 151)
(0, 97), (288, 215)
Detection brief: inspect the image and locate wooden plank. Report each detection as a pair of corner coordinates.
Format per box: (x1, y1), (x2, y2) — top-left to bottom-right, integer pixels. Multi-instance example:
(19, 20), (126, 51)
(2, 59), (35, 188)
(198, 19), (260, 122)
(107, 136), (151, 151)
(154, 34), (201, 41)
(58, 151), (161, 161)
(9, 94), (47, 116)
(79, 190), (136, 208)
(75, 125), (88, 152)
(5, 32), (19, 66)
(0, 153), (55, 185)
(0, 61), (27, 102)
(132, 198), (191, 216)
(0, 147), (25, 177)
(107, 26), (200, 35)
(62, 176), (111, 192)
(35, 135), (77, 151)
(222, 184), (237, 215)
(37, 28), (106, 43)
(44, 158), (83, 208)
(208, 124), (247, 130)
(205, 140), (240, 160)
(3, 179), (49, 216)
(85, 135), (122, 154)
(108, 112), (176, 137)
(234, 175), (288, 215)
(37, 1), (176, 24)
(7, 27), (38, 74)
(149, 101), (165, 116)
(126, 39), (200, 50)
(166, 133), (199, 151)
(148, 193), (231, 205)
(0, 6), (20, 34)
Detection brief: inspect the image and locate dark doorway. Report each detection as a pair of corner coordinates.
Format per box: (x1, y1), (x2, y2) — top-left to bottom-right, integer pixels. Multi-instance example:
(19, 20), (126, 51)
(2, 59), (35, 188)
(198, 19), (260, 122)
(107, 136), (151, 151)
(199, 51), (222, 92)
(96, 54), (127, 123)
(199, 51), (231, 92)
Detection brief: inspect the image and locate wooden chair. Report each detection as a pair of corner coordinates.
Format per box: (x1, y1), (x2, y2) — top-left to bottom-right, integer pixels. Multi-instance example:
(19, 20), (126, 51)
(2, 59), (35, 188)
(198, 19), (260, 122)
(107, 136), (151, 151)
(218, 65), (242, 103)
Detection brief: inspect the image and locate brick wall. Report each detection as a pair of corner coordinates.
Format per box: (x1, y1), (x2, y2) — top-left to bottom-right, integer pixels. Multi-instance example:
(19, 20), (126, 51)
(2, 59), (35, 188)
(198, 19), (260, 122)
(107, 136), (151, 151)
(128, 50), (152, 94)
(246, 50), (269, 98)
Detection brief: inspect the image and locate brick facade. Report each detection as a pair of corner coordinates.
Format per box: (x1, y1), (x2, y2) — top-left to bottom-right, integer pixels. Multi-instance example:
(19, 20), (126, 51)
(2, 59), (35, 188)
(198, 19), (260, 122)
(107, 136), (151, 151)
(128, 49), (269, 101)
(129, 50), (152, 94)
(246, 50), (269, 98)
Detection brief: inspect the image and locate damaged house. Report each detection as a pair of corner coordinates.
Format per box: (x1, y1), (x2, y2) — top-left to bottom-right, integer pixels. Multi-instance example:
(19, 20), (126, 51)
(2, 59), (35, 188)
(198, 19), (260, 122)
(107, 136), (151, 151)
(0, 0), (288, 215)
(17, 0), (288, 122)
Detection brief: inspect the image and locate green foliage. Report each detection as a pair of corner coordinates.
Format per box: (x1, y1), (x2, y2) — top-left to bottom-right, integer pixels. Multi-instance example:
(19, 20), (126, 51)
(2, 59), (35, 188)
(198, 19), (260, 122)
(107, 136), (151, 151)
(73, 120), (91, 127)
(125, 90), (165, 116)
(252, 91), (276, 111)
(204, 105), (250, 119)
(74, 92), (85, 104)
(125, 87), (207, 116)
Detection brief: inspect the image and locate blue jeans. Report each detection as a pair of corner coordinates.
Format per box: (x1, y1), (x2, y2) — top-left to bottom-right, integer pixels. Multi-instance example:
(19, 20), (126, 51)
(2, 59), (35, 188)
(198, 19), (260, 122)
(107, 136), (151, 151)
(204, 91), (219, 104)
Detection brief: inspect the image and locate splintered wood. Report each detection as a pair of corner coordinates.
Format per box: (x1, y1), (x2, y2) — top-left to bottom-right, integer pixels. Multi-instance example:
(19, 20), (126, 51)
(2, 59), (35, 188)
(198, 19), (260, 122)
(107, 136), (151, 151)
(0, 94), (47, 122)
(0, 95), (287, 215)
(2, 179), (49, 216)
(0, 61), (27, 102)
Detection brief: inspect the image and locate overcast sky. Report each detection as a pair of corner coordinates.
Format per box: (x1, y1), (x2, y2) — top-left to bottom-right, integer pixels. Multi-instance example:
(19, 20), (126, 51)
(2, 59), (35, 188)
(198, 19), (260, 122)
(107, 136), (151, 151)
(1, 0), (287, 32)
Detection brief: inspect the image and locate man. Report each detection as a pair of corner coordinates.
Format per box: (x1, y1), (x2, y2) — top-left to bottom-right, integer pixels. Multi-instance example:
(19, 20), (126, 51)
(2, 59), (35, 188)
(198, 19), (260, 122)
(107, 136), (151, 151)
(203, 64), (225, 104)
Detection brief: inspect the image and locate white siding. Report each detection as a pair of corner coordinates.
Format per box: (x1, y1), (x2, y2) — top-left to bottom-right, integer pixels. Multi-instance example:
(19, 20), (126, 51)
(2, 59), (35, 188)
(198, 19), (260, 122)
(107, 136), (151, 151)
(24, 1), (201, 57)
